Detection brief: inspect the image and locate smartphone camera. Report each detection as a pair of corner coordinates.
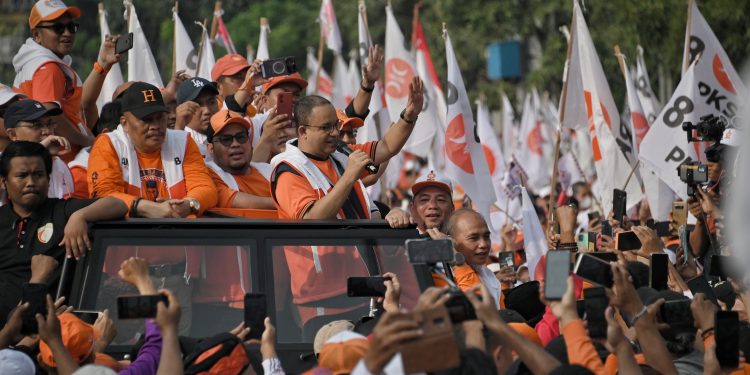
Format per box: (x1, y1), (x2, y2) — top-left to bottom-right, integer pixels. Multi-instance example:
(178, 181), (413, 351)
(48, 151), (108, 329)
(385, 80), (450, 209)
(261, 56), (297, 78)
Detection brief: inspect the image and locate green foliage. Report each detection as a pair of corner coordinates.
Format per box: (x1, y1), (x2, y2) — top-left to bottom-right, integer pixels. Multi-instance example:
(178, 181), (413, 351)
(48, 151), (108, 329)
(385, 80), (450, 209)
(1, 0), (748, 114)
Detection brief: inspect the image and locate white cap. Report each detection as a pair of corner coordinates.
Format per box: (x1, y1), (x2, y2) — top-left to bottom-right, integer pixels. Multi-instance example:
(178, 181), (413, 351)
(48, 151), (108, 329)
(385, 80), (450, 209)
(0, 349), (35, 375)
(411, 170), (453, 196)
(0, 84), (24, 106)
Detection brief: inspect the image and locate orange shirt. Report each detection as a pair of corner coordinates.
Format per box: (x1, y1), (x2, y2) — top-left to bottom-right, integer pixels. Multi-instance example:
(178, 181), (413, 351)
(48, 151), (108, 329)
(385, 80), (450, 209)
(17, 62), (84, 163)
(273, 142), (376, 219)
(453, 264), (505, 308)
(561, 319), (605, 375)
(208, 167), (271, 208)
(86, 134), (217, 215)
(69, 166), (88, 199)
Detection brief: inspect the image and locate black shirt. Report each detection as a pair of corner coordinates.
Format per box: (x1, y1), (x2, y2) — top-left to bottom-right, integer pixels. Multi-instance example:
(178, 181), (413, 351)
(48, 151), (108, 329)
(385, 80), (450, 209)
(0, 198), (95, 326)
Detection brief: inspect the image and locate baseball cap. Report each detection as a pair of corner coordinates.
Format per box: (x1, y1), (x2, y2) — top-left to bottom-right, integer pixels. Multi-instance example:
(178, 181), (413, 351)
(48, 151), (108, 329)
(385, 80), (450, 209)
(313, 320), (355, 355)
(336, 109), (364, 130)
(29, 0), (81, 29)
(0, 84), (25, 106)
(0, 349), (35, 375)
(176, 77), (219, 105)
(317, 331), (370, 375)
(411, 170), (453, 196)
(212, 54), (250, 82)
(39, 313), (96, 367)
(119, 82), (167, 120)
(209, 110), (252, 139)
(4, 99), (62, 128)
(261, 72), (308, 94)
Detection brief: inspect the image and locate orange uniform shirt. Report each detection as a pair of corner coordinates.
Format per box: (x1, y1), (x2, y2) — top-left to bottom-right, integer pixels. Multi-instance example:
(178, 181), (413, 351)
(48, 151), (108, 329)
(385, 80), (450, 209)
(208, 167), (271, 208)
(17, 62), (84, 163)
(86, 134), (217, 214)
(453, 264), (505, 308)
(69, 166), (88, 199)
(273, 142), (376, 219)
(561, 319), (605, 375)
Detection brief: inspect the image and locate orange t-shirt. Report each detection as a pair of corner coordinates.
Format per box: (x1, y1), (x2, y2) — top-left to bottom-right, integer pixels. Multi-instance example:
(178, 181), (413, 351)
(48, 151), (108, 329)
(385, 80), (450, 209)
(208, 166), (271, 208)
(86, 134), (217, 214)
(272, 142), (376, 219)
(453, 264), (505, 308)
(69, 166), (89, 199)
(17, 62), (84, 163)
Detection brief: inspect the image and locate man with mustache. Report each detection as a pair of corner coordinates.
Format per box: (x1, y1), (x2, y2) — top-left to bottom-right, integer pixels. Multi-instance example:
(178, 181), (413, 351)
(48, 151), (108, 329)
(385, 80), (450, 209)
(13, 0), (97, 162)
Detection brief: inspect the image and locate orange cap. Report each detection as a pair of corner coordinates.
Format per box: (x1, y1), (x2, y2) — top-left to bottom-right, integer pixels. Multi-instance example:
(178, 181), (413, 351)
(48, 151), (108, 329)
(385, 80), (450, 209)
(212, 54), (250, 82)
(508, 322), (543, 347)
(210, 110), (253, 141)
(39, 313), (95, 367)
(261, 72), (308, 94)
(318, 331), (370, 375)
(336, 109), (364, 130)
(29, 0), (81, 29)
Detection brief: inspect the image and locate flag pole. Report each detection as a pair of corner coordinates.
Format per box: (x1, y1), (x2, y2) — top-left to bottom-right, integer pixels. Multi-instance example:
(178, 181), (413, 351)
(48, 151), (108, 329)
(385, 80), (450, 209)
(682, 0), (693, 73)
(210, 1), (221, 40)
(172, 1), (178, 76)
(195, 18), (208, 76)
(315, 1), (325, 95)
(623, 160), (640, 190)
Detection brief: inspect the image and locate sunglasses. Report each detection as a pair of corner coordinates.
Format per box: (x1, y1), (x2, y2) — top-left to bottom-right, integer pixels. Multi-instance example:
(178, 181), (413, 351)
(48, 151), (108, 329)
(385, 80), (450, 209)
(212, 132), (250, 147)
(36, 22), (79, 35)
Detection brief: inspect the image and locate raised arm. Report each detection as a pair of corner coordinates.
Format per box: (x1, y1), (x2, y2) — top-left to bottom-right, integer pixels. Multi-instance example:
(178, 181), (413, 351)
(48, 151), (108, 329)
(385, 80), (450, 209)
(81, 34), (121, 127)
(373, 77), (424, 165)
(350, 45), (382, 117)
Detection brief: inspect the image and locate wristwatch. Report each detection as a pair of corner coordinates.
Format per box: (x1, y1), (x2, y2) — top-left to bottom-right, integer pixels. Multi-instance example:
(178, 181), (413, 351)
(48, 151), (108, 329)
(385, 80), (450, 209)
(188, 198), (200, 214)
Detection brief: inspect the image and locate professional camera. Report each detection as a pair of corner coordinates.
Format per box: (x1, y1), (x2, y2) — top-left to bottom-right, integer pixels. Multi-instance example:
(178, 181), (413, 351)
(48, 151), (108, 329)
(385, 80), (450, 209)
(682, 114), (727, 143)
(677, 161), (708, 196)
(261, 56), (297, 79)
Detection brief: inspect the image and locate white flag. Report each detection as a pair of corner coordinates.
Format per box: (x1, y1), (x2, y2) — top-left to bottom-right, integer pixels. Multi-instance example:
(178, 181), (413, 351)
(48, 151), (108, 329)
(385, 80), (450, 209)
(97, 4), (123, 109)
(173, 9), (196, 77)
(521, 187), (548, 281)
(635, 46), (662, 124)
(355, 2), (388, 146)
(331, 53), (348, 109)
(127, 2), (163, 87)
(514, 93), (549, 193)
(501, 93), (517, 161)
(619, 53), (649, 155)
(346, 56), (360, 105)
(319, 0), (342, 53)
(256, 18), (270, 61)
(557, 152), (585, 193)
(639, 56), (744, 200)
(384, 5), (436, 158)
(444, 29), (497, 222)
(306, 48), (333, 101)
(477, 100), (509, 206)
(568, 0), (642, 213)
(195, 24), (215, 81)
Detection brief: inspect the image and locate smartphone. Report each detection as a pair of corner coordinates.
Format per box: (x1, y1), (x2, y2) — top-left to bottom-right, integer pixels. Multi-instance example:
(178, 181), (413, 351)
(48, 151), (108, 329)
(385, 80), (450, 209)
(589, 252), (617, 263)
(672, 201), (687, 228)
(659, 300), (694, 330)
(276, 91), (294, 119)
(406, 239), (454, 264)
(601, 221), (613, 238)
(583, 287), (608, 338)
(544, 250), (571, 300)
(686, 276), (719, 305)
(498, 252), (515, 268)
(73, 310), (101, 325)
(347, 276), (389, 297)
(615, 231), (642, 251)
(656, 221), (672, 237)
(117, 294), (168, 320)
(577, 232), (589, 252)
(613, 189), (627, 222)
(715, 311), (739, 369)
(574, 253), (614, 288)
(21, 283), (48, 335)
(115, 32), (134, 55)
(587, 211), (601, 223)
(244, 293), (267, 341)
(650, 253), (669, 290)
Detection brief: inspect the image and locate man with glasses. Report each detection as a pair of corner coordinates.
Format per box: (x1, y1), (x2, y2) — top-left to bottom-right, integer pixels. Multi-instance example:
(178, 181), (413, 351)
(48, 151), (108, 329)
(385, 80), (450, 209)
(12, 0), (96, 162)
(174, 77), (222, 161)
(268, 78), (423, 336)
(206, 110), (274, 209)
(3, 99), (80, 199)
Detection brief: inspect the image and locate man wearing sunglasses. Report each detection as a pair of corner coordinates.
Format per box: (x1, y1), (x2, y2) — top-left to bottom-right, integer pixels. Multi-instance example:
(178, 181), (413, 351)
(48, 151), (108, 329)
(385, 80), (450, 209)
(205, 110), (274, 209)
(13, 0), (95, 164)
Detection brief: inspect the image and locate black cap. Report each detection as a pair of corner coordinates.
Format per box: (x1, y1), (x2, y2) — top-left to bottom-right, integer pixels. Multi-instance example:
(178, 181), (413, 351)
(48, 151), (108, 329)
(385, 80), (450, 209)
(119, 82), (167, 120)
(3, 99), (62, 128)
(176, 77), (219, 105)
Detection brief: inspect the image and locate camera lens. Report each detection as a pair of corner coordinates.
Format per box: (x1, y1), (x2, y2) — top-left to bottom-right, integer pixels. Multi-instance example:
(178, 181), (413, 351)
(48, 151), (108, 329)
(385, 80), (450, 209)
(272, 61), (286, 75)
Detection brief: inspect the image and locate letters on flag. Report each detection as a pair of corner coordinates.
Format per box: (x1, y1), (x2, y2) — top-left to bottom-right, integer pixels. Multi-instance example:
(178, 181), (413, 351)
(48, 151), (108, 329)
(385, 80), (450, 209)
(635, 46), (662, 124)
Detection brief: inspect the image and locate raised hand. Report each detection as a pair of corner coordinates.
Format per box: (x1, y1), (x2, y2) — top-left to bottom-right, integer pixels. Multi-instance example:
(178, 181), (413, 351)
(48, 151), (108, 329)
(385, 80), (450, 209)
(98, 34), (121, 70)
(403, 77), (425, 122)
(362, 45), (383, 88)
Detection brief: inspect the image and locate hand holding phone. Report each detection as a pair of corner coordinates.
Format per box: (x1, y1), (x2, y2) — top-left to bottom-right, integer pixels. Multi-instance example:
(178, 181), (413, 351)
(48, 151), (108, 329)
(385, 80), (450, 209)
(115, 32), (134, 55)
(276, 91), (294, 119)
(244, 293), (267, 340)
(347, 276), (390, 297)
(21, 283), (49, 335)
(544, 251), (571, 300)
(612, 189), (627, 222)
(574, 253), (614, 288)
(583, 287), (608, 338)
(672, 201), (688, 228)
(117, 294), (168, 320)
(649, 253), (669, 291)
(614, 231), (641, 251)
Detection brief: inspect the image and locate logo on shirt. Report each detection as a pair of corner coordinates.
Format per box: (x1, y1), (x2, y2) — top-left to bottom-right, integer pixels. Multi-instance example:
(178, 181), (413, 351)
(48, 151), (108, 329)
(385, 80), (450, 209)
(37, 223), (53, 244)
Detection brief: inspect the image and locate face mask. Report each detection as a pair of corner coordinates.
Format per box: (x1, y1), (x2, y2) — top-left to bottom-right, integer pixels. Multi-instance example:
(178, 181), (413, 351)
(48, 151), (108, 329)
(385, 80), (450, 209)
(579, 196), (592, 210)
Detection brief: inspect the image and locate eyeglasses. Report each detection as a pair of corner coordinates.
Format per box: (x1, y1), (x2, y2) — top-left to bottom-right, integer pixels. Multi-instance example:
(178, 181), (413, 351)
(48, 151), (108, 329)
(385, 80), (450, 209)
(212, 132), (250, 147)
(340, 129), (357, 138)
(15, 121), (56, 131)
(36, 22), (79, 35)
(303, 121), (342, 134)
